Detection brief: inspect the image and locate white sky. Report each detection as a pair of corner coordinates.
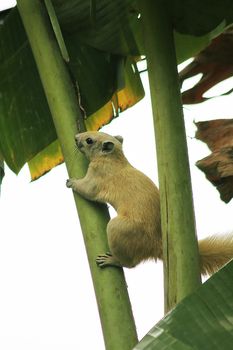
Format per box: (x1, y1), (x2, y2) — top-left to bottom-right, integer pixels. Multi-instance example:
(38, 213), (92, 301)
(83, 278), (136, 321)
(0, 0), (16, 11)
(1, 1), (233, 349)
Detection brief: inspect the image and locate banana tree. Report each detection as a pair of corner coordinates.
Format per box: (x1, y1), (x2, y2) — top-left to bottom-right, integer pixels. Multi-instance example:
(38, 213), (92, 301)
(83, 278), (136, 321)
(0, 0), (232, 349)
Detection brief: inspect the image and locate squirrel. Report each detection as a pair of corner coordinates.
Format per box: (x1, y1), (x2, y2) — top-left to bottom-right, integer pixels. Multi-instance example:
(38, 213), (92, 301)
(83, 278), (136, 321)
(66, 131), (233, 275)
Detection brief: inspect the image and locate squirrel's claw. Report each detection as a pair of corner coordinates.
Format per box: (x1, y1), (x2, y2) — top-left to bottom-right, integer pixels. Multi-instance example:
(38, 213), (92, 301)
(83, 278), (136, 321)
(96, 253), (122, 268)
(66, 179), (75, 188)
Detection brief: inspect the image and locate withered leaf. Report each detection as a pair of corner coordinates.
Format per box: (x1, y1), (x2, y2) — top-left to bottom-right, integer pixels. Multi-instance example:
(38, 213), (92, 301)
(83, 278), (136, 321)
(196, 119), (233, 202)
(180, 27), (233, 104)
(196, 119), (233, 150)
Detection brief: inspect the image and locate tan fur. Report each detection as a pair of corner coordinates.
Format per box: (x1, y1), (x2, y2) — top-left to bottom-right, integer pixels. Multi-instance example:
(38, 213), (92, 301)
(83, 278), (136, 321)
(198, 234), (233, 275)
(67, 131), (233, 275)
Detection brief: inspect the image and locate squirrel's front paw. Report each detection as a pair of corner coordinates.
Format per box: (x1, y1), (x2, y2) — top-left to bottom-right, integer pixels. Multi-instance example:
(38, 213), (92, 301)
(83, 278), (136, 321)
(66, 178), (76, 188)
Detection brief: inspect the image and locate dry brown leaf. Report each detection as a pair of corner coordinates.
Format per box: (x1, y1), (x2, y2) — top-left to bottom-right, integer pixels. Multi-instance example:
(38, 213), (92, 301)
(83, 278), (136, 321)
(196, 119), (233, 203)
(180, 27), (233, 104)
(195, 119), (233, 150)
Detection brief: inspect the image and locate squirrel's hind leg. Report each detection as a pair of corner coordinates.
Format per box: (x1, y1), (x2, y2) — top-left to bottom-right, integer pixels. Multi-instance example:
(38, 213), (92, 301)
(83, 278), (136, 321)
(96, 253), (123, 268)
(106, 216), (147, 268)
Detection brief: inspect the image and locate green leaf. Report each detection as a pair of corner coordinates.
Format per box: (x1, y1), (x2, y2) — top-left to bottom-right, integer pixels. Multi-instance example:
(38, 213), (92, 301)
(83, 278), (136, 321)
(134, 261), (233, 349)
(0, 9), (57, 174)
(53, 0), (142, 55)
(28, 140), (63, 181)
(0, 0), (232, 178)
(174, 20), (226, 64)
(172, 0), (233, 36)
(0, 7), (143, 176)
(52, 0), (233, 54)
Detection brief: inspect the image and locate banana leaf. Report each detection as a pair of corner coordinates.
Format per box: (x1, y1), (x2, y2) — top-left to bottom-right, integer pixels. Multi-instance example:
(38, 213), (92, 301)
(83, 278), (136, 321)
(0, 0), (232, 179)
(135, 261), (233, 349)
(0, 7), (144, 178)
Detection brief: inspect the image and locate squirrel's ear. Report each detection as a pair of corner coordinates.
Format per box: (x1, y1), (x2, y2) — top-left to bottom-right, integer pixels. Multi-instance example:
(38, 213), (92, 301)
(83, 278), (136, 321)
(114, 135), (123, 144)
(102, 141), (115, 153)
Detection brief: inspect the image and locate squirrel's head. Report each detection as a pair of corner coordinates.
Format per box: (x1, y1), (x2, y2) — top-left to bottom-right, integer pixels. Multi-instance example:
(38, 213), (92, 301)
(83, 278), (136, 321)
(75, 131), (124, 160)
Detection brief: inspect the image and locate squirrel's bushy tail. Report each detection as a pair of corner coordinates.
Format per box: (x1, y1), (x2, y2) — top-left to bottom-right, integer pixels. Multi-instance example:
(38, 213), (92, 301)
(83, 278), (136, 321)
(198, 234), (233, 275)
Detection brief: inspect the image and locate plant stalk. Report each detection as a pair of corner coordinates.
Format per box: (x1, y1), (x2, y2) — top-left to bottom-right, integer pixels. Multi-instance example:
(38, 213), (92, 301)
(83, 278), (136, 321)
(17, 0), (138, 348)
(140, 0), (201, 312)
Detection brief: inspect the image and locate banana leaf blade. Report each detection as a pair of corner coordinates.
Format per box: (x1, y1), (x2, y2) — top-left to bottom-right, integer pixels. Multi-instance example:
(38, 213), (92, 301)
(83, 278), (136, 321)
(135, 261), (233, 350)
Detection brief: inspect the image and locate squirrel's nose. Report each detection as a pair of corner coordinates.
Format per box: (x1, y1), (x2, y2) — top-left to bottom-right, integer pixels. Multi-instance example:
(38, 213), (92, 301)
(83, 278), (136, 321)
(75, 134), (83, 149)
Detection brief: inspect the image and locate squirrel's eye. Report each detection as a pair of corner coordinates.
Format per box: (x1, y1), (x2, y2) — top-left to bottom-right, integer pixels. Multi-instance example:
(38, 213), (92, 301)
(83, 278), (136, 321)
(86, 137), (93, 145)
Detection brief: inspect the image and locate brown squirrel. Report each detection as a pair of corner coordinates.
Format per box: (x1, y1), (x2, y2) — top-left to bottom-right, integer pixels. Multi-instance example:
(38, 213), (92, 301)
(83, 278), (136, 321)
(66, 131), (233, 275)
